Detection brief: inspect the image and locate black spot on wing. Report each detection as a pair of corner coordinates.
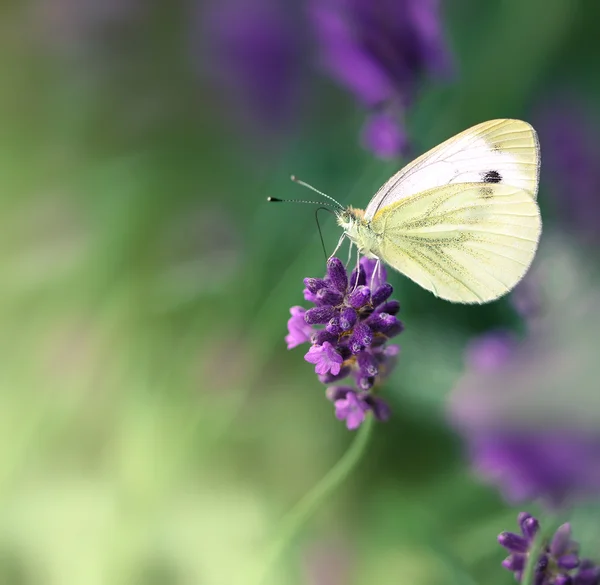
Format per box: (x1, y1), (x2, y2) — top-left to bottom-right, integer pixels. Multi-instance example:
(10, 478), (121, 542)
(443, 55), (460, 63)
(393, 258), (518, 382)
(483, 170), (502, 183)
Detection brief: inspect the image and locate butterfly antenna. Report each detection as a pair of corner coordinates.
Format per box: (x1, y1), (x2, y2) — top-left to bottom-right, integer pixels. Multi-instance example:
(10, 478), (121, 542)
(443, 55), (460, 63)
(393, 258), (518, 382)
(314, 206), (334, 261)
(267, 197), (335, 208)
(290, 175), (345, 210)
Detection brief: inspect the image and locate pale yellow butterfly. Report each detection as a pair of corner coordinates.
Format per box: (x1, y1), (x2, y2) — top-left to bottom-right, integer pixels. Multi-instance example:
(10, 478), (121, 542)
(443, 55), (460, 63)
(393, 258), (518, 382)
(272, 119), (541, 304)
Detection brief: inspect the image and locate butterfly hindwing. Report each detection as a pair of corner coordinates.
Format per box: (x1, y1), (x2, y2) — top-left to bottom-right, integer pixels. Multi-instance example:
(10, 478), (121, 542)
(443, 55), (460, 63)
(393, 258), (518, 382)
(364, 119), (540, 221)
(370, 182), (542, 304)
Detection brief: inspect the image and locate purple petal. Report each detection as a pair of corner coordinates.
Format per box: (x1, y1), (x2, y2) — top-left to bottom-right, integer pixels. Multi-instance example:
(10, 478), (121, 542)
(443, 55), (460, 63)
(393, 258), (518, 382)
(371, 283), (393, 306)
(349, 322), (373, 354)
(551, 523), (573, 557)
(558, 554), (580, 571)
(502, 554), (526, 572)
(498, 532), (529, 554)
(316, 287), (344, 306)
(326, 386), (353, 402)
(305, 341), (343, 376)
(305, 306), (338, 325)
(304, 277), (328, 294)
(334, 392), (369, 430)
(326, 257), (348, 293)
(518, 512), (540, 541)
(339, 307), (357, 331)
(286, 306), (313, 349)
(348, 285), (371, 308)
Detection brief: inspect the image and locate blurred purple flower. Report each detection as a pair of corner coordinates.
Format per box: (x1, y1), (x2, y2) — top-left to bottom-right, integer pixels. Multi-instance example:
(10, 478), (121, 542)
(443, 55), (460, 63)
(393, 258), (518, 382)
(199, 0), (304, 134)
(464, 329), (517, 372)
(537, 98), (600, 245)
(309, 0), (452, 157)
(511, 273), (544, 326)
(449, 271), (600, 509)
(468, 431), (600, 509)
(287, 256), (403, 429)
(361, 112), (408, 159)
(499, 512), (599, 585)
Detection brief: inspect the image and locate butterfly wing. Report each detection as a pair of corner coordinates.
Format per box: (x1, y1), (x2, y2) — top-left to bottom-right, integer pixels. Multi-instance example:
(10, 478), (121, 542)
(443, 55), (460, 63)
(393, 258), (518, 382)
(364, 119), (540, 221)
(370, 182), (542, 304)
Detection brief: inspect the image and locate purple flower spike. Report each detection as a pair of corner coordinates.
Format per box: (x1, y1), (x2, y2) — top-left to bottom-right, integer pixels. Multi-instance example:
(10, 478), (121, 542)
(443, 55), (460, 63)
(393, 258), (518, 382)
(309, 0), (453, 158)
(334, 391), (369, 430)
(286, 256), (403, 429)
(499, 514), (595, 585)
(305, 342), (343, 376)
(200, 0), (304, 136)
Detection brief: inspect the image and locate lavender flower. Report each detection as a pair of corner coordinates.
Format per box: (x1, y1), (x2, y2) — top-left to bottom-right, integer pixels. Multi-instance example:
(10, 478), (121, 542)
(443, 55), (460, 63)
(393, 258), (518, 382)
(464, 329), (517, 372)
(309, 0), (452, 158)
(449, 263), (600, 509)
(499, 513), (600, 585)
(287, 257), (403, 429)
(199, 0), (304, 136)
(537, 98), (600, 246)
(466, 431), (600, 509)
(450, 339), (600, 509)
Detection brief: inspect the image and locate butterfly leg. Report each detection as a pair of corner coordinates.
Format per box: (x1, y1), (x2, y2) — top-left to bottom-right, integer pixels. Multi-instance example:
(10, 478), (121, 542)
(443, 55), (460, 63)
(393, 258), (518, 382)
(329, 233), (346, 260)
(370, 258), (381, 291)
(350, 247), (362, 292)
(345, 240), (354, 267)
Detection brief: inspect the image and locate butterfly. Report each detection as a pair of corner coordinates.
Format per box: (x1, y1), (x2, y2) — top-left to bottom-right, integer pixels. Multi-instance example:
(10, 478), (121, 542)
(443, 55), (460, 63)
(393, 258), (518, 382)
(270, 119), (541, 304)
(326, 118), (541, 304)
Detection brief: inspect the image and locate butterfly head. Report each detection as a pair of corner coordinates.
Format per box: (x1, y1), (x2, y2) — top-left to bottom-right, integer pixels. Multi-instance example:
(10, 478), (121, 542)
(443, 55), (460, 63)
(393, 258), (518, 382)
(336, 207), (379, 258)
(336, 206), (365, 230)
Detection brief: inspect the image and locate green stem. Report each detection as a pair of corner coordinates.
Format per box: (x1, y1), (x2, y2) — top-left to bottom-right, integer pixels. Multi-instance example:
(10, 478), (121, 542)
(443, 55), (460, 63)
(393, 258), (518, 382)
(522, 518), (555, 585)
(522, 532), (543, 585)
(251, 413), (375, 585)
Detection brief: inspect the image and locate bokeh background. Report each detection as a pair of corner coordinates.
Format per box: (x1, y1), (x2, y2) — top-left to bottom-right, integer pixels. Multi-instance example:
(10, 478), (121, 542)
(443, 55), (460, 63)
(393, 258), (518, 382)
(1, 0), (600, 584)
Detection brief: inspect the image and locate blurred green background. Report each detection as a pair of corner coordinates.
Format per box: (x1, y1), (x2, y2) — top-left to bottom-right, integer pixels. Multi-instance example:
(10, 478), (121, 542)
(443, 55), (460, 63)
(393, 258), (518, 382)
(1, 1), (599, 584)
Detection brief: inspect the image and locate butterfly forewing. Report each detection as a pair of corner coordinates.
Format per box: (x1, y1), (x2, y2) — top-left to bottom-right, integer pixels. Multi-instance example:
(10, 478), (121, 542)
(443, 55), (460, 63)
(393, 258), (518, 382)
(364, 119), (540, 222)
(370, 182), (542, 304)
